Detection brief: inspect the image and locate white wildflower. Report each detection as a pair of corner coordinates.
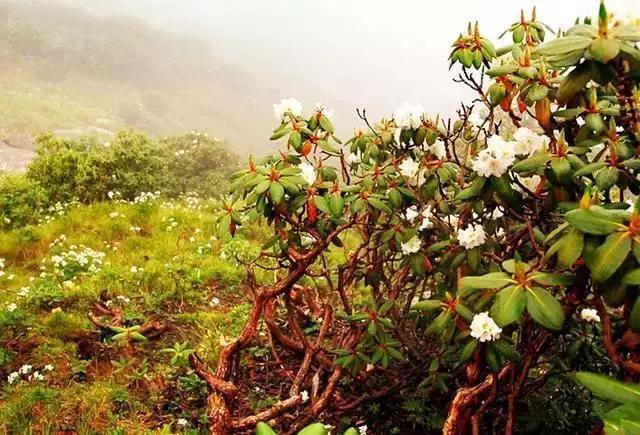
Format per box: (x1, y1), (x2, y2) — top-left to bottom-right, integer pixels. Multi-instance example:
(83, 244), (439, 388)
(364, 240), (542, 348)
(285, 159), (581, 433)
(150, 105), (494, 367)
(176, 418), (189, 427)
(298, 162), (316, 185)
(471, 135), (516, 178)
(393, 102), (425, 129)
(470, 312), (502, 342)
(401, 236), (422, 255)
(19, 364), (32, 375)
(273, 98), (303, 121)
(429, 139), (447, 159)
(398, 158), (420, 179)
(404, 206), (420, 222)
(44, 364), (54, 371)
(209, 297), (221, 307)
(457, 224), (487, 249)
(358, 425), (368, 435)
(580, 308), (601, 323)
(313, 102), (334, 119)
(7, 371), (19, 384)
(300, 390), (309, 402)
(6, 303), (17, 312)
(346, 151), (362, 165)
(419, 206), (434, 230)
(513, 174), (542, 196)
(513, 127), (549, 156)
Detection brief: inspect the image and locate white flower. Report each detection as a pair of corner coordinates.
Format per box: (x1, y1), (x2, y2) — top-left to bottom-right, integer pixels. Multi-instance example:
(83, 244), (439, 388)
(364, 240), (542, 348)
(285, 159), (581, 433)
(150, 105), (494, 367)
(300, 390), (309, 402)
(7, 371), (19, 384)
(107, 191), (115, 199)
(404, 206), (420, 222)
(580, 308), (601, 323)
(513, 127), (550, 156)
(457, 224), (487, 249)
(470, 312), (502, 342)
(176, 418), (189, 427)
(62, 280), (75, 289)
(471, 135), (516, 178)
(31, 371), (44, 381)
(130, 266), (139, 273)
(401, 236), (422, 255)
(419, 206), (434, 230)
(398, 158), (420, 179)
(429, 139), (447, 159)
(6, 303), (17, 312)
(209, 297), (221, 307)
(298, 162), (316, 185)
(109, 212), (120, 218)
(489, 208), (504, 220)
(346, 151), (362, 165)
(393, 102), (425, 129)
(19, 364), (32, 375)
(44, 364), (54, 371)
(273, 98), (303, 121)
(513, 174), (542, 196)
(358, 425), (368, 435)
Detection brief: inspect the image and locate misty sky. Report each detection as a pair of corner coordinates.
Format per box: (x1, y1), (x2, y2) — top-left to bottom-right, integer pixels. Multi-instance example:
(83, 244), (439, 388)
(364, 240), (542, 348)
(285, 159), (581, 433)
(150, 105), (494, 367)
(46, 0), (640, 142)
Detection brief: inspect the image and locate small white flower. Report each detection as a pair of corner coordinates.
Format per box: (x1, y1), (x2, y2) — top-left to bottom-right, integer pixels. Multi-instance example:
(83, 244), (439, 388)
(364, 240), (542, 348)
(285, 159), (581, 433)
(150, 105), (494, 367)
(209, 297), (221, 307)
(513, 127), (549, 156)
(7, 371), (19, 384)
(393, 102), (425, 129)
(44, 364), (54, 371)
(19, 364), (32, 375)
(401, 236), (422, 255)
(108, 212), (120, 219)
(470, 312), (502, 342)
(273, 98), (303, 121)
(298, 162), (316, 185)
(300, 390), (309, 402)
(313, 102), (334, 119)
(419, 206), (434, 230)
(580, 308), (601, 323)
(457, 224), (487, 249)
(398, 158), (420, 179)
(62, 281), (75, 289)
(471, 135), (516, 178)
(429, 139), (447, 159)
(489, 208), (504, 220)
(404, 206), (420, 222)
(31, 371), (44, 381)
(358, 425), (368, 435)
(130, 266), (139, 273)
(346, 151), (362, 165)
(176, 418), (189, 427)
(6, 303), (17, 312)
(513, 174), (542, 196)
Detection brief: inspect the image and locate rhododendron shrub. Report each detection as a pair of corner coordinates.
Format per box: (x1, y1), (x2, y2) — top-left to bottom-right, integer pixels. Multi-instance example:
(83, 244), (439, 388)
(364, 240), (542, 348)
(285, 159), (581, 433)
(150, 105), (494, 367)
(191, 2), (640, 433)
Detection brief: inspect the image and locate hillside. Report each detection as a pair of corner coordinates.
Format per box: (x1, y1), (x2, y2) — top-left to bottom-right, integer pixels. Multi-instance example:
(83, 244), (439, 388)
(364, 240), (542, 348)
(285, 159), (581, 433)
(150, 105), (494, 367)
(0, 1), (276, 160)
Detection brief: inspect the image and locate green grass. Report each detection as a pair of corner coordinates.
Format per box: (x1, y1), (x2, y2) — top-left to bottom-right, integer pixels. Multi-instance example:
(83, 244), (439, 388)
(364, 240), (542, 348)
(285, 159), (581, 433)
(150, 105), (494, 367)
(0, 196), (264, 433)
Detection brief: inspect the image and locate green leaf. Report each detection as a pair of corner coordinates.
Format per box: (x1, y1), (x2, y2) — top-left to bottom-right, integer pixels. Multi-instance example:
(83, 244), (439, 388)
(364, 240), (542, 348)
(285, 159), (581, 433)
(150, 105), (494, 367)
(511, 154), (551, 174)
(329, 195), (345, 218)
(455, 177), (486, 200)
(455, 303), (474, 321)
(564, 207), (625, 235)
(589, 37), (621, 63)
(459, 272), (514, 291)
(343, 429), (359, 435)
(314, 196), (331, 214)
(490, 285), (526, 326)
(590, 232), (632, 282)
(575, 372), (640, 403)
(256, 422), (278, 435)
(492, 339), (522, 362)
(269, 182), (285, 204)
(319, 115), (334, 134)
(596, 166), (619, 190)
(412, 300), (443, 311)
(459, 339), (478, 363)
(623, 269), (640, 286)
(297, 422), (329, 435)
(526, 287), (565, 330)
(574, 161), (607, 177)
(367, 198), (392, 214)
(630, 296), (640, 332)
(529, 272), (575, 286)
(557, 228), (584, 268)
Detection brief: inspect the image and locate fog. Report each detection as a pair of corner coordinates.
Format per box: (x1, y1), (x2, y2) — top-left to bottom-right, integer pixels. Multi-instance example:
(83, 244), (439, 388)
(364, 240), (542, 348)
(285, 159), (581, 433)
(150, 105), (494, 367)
(4, 0), (640, 154)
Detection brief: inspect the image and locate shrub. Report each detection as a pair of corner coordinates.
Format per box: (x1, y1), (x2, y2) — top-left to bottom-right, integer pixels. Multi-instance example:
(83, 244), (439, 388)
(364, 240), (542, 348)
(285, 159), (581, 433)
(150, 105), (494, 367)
(0, 173), (48, 228)
(187, 3), (640, 434)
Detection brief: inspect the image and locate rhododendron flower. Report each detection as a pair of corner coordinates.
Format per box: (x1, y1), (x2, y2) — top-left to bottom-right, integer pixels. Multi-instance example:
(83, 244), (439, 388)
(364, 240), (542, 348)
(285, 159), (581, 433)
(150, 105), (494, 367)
(401, 236), (422, 255)
(298, 162), (316, 185)
(457, 224), (487, 249)
(429, 139), (447, 159)
(346, 151), (362, 165)
(404, 206), (420, 222)
(393, 102), (425, 129)
(313, 102), (334, 119)
(580, 308), (600, 323)
(514, 174), (542, 196)
(398, 157), (420, 179)
(471, 135), (516, 178)
(273, 98), (303, 121)
(513, 127), (549, 156)
(470, 312), (502, 342)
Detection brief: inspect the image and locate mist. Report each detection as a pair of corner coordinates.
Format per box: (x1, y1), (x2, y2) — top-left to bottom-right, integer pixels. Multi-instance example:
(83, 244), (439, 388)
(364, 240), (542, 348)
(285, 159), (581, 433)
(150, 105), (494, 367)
(3, 0), (640, 157)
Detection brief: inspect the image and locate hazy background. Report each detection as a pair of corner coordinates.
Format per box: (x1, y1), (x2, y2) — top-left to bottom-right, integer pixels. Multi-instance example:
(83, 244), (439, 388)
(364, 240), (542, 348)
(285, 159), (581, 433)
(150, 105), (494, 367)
(1, 0), (639, 165)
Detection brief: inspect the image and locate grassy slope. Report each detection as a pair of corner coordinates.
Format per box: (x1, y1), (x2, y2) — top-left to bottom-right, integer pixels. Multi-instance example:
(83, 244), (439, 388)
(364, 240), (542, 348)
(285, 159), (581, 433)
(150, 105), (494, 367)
(0, 197), (271, 433)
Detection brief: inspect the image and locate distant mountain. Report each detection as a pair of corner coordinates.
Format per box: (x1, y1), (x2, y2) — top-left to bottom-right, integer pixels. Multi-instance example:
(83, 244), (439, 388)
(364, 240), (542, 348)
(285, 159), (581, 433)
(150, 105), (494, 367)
(0, 0), (278, 158)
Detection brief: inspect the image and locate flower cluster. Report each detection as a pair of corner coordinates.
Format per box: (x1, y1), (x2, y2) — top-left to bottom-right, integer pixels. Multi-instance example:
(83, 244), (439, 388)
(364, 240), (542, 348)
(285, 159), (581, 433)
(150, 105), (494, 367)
(393, 102), (425, 129)
(47, 245), (106, 280)
(470, 312), (502, 342)
(273, 98), (303, 121)
(7, 363), (54, 385)
(471, 135), (516, 178)
(457, 224), (487, 249)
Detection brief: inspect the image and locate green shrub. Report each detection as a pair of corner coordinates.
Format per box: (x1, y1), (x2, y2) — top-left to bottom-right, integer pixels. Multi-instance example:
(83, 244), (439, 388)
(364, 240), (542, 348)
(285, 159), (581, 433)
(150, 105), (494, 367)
(0, 173), (48, 228)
